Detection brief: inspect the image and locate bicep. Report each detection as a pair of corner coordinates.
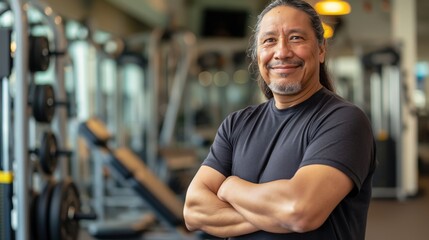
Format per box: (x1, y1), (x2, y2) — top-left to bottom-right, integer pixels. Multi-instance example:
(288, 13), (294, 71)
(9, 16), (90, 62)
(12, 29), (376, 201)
(215, 164), (354, 233)
(304, 107), (375, 190)
(289, 164), (354, 228)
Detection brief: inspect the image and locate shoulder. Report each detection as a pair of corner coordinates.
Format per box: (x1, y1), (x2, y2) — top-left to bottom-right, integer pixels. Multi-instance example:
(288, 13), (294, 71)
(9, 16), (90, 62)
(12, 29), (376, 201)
(318, 89), (369, 122)
(306, 89), (373, 140)
(216, 100), (272, 142)
(223, 100), (271, 126)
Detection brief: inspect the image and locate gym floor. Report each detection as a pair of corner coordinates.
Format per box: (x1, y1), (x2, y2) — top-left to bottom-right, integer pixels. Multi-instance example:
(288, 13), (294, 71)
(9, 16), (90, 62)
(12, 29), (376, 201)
(366, 175), (429, 240)
(365, 144), (429, 240)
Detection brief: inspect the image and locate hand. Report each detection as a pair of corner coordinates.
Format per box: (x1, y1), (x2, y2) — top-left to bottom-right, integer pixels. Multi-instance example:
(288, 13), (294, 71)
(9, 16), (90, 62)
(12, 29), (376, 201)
(217, 175), (239, 202)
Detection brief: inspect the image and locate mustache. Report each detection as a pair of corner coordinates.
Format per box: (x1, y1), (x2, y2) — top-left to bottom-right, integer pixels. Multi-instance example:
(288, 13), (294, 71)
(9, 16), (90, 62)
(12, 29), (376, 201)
(268, 60), (304, 68)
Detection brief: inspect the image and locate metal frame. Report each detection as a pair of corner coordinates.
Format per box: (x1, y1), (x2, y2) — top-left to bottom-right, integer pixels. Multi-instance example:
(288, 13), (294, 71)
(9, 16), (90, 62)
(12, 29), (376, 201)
(146, 29), (196, 176)
(10, 1), (30, 239)
(29, 0), (70, 178)
(371, 65), (406, 200)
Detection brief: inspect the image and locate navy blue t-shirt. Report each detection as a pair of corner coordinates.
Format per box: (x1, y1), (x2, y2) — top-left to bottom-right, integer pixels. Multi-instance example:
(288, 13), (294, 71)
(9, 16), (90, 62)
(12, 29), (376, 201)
(203, 88), (376, 240)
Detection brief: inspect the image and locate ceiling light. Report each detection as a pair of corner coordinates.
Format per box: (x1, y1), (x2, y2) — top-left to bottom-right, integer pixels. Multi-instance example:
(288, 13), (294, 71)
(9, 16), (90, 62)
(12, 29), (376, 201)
(322, 22), (334, 38)
(315, 0), (351, 15)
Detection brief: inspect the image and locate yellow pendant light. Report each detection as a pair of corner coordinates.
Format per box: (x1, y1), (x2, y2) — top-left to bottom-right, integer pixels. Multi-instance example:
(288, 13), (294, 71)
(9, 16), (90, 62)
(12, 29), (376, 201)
(322, 22), (334, 38)
(315, 0), (351, 15)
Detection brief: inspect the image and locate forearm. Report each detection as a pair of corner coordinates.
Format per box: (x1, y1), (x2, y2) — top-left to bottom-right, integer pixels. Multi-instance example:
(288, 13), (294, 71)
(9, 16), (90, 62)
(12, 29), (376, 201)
(183, 166), (259, 237)
(217, 165), (354, 234)
(184, 190), (257, 237)
(217, 176), (299, 233)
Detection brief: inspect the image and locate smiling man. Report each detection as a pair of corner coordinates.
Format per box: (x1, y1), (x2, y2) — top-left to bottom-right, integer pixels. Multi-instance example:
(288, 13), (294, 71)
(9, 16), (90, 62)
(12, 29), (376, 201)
(183, 0), (376, 239)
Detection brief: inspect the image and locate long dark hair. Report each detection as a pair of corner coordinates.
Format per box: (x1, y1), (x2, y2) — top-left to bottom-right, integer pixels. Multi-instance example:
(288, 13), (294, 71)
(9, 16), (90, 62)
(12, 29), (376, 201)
(248, 0), (334, 99)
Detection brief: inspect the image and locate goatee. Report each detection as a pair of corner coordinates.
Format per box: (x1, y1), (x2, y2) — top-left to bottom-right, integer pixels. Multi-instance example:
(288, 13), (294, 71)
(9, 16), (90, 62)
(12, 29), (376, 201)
(268, 80), (302, 95)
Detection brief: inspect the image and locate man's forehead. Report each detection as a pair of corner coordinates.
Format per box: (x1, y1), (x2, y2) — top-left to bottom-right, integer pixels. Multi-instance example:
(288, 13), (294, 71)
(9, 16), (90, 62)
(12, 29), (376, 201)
(259, 6), (311, 32)
(260, 6), (310, 26)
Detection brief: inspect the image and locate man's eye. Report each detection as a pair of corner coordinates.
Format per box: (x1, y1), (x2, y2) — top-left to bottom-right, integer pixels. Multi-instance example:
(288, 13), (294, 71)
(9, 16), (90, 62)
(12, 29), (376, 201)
(263, 38), (275, 43)
(290, 36), (303, 40)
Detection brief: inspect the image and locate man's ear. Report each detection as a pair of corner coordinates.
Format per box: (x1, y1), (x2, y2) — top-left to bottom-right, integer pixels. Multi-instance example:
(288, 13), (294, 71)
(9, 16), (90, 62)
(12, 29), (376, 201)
(319, 39), (327, 63)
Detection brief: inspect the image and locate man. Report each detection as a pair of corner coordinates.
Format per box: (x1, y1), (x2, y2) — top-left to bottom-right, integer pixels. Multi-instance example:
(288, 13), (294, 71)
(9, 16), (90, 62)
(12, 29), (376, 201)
(184, 0), (376, 239)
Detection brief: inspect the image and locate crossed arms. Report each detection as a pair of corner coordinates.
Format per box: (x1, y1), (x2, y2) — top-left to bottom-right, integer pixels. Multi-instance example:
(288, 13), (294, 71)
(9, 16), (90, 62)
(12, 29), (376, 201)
(183, 164), (353, 238)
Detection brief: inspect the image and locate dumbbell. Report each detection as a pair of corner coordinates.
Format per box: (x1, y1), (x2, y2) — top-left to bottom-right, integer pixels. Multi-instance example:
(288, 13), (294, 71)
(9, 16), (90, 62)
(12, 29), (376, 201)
(28, 83), (69, 123)
(1, 35), (60, 76)
(29, 35), (65, 73)
(29, 131), (72, 176)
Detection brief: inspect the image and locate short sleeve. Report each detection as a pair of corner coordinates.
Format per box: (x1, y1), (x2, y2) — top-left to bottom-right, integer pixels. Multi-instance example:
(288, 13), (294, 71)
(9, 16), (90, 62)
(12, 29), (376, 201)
(300, 105), (375, 192)
(202, 116), (234, 177)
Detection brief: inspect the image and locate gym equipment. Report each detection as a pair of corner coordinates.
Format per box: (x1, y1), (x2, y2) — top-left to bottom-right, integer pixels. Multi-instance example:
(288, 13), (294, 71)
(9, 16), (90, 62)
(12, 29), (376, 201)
(29, 190), (39, 239)
(79, 117), (111, 147)
(29, 0), (72, 181)
(38, 132), (58, 175)
(79, 118), (188, 233)
(29, 131), (72, 176)
(30, 84), (55, 123)
(35, 180), (55, 240)
(0, 171), (13, 240)
(78, 119), (162, 239)
(49, 179), (96, 240)
(79, 118), (221, 240)
(29, 35), (66, 73)
(7, 1), (83, 239)
(29, 83), (70, 124)
(10, 1), (32, 239)
(111, 147), (184, 226)
(4, 1), (83, 240)
(362, 47), (404, 199)
(146, 29), (196, 172)
(0, 28), (12, 78)
(87, 214), (156, 239)
(1, 27), (13, 240)
(29, 36), (50, 73)
(34, 179), (97, 240)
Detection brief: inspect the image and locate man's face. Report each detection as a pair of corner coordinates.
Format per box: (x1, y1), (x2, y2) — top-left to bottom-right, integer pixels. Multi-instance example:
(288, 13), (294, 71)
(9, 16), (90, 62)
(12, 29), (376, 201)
(257, 6), (325, 96)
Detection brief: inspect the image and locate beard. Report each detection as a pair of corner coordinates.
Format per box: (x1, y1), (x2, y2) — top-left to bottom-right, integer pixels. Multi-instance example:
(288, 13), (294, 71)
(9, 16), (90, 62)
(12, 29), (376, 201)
(268, 74), (302, 95)
(266, 60), (304, 95)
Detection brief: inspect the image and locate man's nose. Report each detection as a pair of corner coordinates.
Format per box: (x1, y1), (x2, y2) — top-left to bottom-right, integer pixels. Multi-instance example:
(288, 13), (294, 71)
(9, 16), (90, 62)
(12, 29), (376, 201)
(274, 40), (293, 59)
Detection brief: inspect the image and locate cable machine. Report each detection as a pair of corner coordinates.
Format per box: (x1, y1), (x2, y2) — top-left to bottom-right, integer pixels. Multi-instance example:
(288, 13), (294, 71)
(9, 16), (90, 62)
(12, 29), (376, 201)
(146, 27), (197, 181)
(362, 46), (406, 199)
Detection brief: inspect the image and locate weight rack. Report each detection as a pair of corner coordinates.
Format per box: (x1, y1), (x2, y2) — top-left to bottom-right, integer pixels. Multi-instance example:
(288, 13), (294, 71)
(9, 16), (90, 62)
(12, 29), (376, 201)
(10, 2), (31, 240)
(2, 1), (95, 240)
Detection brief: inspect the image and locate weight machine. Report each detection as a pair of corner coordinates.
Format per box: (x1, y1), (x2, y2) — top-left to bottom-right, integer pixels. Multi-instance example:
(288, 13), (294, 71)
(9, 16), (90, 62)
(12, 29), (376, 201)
(145, 27), (198, 177)
(362, 46), (406, 199)
(79, 117), (220, 240)
(78, 28), (202, 239)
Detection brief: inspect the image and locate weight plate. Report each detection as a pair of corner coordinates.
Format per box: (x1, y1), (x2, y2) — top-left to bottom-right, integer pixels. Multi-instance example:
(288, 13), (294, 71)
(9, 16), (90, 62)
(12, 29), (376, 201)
(30, 191), (39, 240)
(39, 131), (58, 175)
(49, 180), (81, 240)
(33, 84), (56, 123)
(29, 36), (50, 72)
(36, 181), (55, 240)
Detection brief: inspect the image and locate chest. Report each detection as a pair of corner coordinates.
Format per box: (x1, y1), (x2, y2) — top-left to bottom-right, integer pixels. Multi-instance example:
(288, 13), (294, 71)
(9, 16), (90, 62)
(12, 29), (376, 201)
(231, 112), (312, 183)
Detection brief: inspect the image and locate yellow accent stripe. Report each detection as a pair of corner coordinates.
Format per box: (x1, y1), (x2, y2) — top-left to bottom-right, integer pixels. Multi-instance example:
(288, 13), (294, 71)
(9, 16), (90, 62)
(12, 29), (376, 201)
(0, 171), (14, 183)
